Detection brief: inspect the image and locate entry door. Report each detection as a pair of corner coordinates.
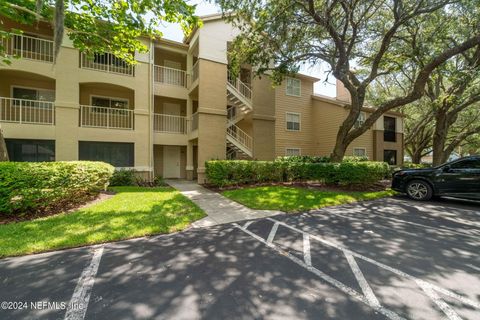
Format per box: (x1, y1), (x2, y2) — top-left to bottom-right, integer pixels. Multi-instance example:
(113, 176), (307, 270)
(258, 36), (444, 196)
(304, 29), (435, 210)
(163, 146), (181, 178)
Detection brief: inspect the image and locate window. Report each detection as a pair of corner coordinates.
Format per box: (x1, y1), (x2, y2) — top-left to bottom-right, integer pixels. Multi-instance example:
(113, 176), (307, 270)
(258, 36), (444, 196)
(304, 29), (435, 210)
(12, 87), (55, 102)
(286, 148), (301, 156)
(6, 139), (55, 162)
(384, 116), (396, 142)
(355, 112), (366, 128)
(286, 112), (301, 131)
(353, 148), (367, 157)
(79, 141), (134, 167)
(384, 149), (397, 165)
(91, 96), (129, 114)
(286, 77), (301, 96)
(451, 159), (480, 169)
(91, 96), (128, 109)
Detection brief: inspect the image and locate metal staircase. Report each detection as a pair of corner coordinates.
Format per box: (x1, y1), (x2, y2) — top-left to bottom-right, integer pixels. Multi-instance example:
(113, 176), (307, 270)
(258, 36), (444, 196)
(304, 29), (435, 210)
(226, 71), (253, 159)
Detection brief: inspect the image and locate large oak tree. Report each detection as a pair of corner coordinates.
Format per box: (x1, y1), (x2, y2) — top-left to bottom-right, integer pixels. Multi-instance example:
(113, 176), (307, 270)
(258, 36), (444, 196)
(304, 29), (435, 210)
(216, 0), (480, 162)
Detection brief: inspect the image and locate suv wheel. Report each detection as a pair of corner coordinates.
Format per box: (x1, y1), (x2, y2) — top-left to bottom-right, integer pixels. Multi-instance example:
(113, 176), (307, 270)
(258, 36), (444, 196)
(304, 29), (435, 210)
(406, 180), (433, 201)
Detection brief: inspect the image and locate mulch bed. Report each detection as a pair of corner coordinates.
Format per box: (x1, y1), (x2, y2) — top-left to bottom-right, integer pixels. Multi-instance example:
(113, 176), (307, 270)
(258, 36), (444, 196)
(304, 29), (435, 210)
(206, 180), (392, 193)
(0, 191), (115, 225)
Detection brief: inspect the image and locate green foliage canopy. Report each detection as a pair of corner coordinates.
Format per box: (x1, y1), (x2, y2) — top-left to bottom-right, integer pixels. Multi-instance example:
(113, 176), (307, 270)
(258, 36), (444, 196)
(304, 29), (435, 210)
(0, 0), (200, 64)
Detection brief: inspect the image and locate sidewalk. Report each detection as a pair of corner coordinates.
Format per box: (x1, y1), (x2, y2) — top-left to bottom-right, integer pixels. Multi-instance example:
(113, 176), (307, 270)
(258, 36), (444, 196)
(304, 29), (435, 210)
(166, 180), (282, 227)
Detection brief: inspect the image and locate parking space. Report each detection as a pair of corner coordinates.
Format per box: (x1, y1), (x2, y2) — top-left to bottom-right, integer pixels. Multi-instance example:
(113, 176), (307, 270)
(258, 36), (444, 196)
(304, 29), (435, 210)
(0, 196), (479, 319)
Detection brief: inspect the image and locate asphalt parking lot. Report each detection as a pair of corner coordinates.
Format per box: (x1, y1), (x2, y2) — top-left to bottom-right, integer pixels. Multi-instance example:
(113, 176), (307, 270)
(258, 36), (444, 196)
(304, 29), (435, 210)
(1, 196), (479, 320)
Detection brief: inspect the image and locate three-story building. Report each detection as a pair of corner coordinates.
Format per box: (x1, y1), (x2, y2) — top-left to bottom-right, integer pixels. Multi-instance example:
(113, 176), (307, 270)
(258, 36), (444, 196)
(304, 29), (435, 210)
(0, 13), (404, 183)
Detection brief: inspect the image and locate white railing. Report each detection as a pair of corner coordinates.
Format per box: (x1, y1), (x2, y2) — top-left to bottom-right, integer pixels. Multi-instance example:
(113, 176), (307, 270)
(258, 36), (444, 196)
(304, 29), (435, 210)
(80, 52), (134, 76)
(80, 105), (134, 129)
(192, 60), (199, 83)
(0, 97), (54, 124)
(191, 112), (199, 131)
(227, 124), (253, 152)
(154, 65), (187, 87)
(2, 34), (54, 63)
(227, 71), (252, 101)
(227, 105), (244, 124)
(154, 113), (187, 134)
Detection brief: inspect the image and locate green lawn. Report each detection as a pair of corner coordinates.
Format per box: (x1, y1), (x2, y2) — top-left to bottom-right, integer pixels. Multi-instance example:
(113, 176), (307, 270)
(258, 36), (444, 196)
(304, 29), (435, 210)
(0, 187), (205, 258)
(222, 186), (395, 212)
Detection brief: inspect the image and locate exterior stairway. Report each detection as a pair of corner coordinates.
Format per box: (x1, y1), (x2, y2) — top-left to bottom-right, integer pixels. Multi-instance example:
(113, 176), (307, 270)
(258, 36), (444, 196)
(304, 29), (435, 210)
(226, 71), (253, 159)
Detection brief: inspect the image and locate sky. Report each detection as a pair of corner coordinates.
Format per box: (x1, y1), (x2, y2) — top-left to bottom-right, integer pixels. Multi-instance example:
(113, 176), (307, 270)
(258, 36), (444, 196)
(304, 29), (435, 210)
(158, 0), (336, 97)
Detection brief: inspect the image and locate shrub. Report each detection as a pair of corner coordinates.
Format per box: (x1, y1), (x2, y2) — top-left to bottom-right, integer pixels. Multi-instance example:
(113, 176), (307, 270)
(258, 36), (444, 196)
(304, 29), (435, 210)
(401, 162), (432, 169)
(205, 160), (390, 187)
(154, 175), (168, 186)
(0, 161), (114, 215)
(343, 155), (369, 162)
(110, 169), (136, 186)
(276, 155), (330, 163)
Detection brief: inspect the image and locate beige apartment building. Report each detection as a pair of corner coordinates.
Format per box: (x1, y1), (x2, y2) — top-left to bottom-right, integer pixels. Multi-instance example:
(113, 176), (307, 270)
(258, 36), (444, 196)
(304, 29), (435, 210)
(0, 13), (403, 183)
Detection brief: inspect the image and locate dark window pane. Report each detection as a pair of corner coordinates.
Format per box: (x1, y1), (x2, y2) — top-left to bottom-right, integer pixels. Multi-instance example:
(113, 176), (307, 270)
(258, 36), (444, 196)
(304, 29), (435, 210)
(6, 139), (55, 162)
(79, 141), (134, 167)
(384, 116), (396, 142)
(451, 159), (480, 169)
(13, 87), (37, 100)
(384, 149), (397, 165)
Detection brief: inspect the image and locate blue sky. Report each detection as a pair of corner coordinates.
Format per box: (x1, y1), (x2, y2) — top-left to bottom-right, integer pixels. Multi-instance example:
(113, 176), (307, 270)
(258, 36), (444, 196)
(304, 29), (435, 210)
(158, 0), (336, 96)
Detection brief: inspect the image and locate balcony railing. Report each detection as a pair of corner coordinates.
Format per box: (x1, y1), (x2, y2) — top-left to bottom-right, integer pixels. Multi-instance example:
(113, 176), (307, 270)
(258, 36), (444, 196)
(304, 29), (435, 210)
(192, 60), (199, 83)
(2, 34), (54, 63)
(80, 52), (134, 76)
(0, 97), (54, 124)
(154, 65), (187, 87)
(227, 124), (253, 152)
(80, 105), (134, 129)
(191, 112), (199, 131)
(227, 71), (252, 101)
(154, 113), (187, 134)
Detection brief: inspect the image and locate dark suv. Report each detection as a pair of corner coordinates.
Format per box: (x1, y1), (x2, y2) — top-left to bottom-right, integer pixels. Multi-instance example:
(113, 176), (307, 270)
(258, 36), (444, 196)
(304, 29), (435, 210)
(392, 156), (480, 201)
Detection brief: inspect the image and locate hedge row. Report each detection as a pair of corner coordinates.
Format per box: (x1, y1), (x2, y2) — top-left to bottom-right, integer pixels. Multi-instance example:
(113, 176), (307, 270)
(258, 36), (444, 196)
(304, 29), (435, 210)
(0, 161), (114, 215)
(205, 160), (390, 187)
(400, 162), (432, 169)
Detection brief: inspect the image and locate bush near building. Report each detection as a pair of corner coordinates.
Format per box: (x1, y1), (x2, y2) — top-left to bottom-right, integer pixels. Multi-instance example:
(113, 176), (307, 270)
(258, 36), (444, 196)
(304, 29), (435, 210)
(0, 161), (114, 216)
(205, 159), (390, 187)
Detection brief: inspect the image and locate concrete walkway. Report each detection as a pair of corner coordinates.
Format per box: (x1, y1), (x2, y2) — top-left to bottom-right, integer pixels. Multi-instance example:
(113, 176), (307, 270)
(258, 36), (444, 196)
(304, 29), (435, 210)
(166, 180), (283, 227)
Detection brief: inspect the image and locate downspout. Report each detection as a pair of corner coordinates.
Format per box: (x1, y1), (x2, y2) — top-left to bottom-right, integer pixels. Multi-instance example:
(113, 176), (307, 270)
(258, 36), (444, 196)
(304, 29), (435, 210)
(149, 40), (155, 181)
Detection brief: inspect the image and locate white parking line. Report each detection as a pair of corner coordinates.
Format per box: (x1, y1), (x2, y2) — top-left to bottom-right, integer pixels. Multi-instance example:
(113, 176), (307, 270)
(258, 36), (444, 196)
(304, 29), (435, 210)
(234, 223), (406, 320)
(416, 279), (462, 320)
(344, 251), (380, 309)
(64, 246), (104, 320)
(266, 218), (480, 311)
(266, 221), (279, 244)
(303, 234), (311, 266)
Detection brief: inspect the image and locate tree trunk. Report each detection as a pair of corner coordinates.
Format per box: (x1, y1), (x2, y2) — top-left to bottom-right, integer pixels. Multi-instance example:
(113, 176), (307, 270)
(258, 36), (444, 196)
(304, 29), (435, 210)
(0, 128), (9, 161)
(330, 124), (350, 162)
(411, 150), (423, 164)
(432, 111), (448, 166)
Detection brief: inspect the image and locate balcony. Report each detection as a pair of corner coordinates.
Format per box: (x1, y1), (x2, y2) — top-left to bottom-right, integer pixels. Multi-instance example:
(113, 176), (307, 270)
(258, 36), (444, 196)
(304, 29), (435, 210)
(191, 112), (199, 132)
(79, 105), (134, 130)
(0, 97), (54, 125)
(154, 66), (187, 87)
(154, 114), (187, 134)
(80, 52), (134, 76)
(192, 60), (199, 84)
(2, 34), (54, 63)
